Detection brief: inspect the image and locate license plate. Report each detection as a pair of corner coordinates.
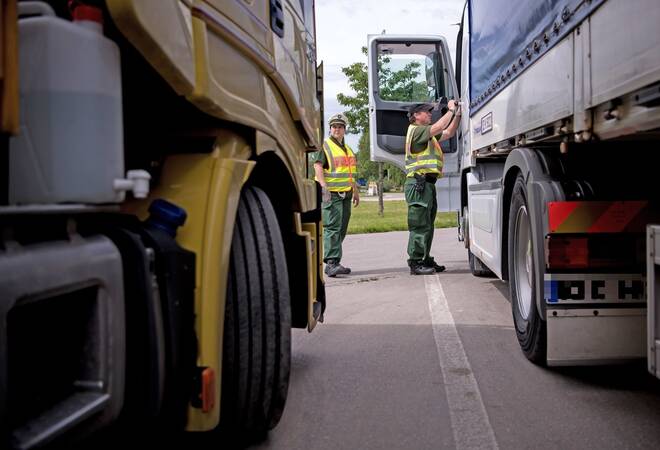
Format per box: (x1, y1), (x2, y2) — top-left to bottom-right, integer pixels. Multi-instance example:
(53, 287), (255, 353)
(544, 273), (646, 304)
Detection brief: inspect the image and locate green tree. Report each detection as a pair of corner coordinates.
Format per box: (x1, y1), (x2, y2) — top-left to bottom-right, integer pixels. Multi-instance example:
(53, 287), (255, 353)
(378, 57), (430, 103)
(356, 134), (378, 181)
(336, 50), (369, 135)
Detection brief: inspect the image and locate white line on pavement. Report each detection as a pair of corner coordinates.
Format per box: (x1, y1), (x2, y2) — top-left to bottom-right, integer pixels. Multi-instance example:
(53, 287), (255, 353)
(425, 275), (499, 450)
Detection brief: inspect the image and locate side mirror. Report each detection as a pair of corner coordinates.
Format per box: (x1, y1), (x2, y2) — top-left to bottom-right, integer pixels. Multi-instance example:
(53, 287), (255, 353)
(425, 55), (436, 88)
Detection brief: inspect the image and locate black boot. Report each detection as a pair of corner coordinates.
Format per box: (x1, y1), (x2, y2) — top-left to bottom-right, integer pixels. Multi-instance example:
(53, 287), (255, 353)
(335, 263), (351, 275)
(409, 261), (435, 275)
(324, 260), (341, 277)
(423, 257), (446, 273)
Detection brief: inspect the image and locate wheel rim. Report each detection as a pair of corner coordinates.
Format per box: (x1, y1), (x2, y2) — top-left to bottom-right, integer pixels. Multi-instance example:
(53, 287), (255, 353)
(514, 204), (533, 321)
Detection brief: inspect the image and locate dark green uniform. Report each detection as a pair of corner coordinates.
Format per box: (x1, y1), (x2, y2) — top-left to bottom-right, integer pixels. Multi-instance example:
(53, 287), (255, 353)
(405, 125), (441, 266)
(405, 176), (437, 263)
(314, 137), (353, 264)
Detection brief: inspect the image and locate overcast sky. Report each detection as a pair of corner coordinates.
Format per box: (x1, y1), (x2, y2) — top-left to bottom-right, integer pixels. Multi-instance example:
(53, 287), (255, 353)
(314, 0), (466, 150)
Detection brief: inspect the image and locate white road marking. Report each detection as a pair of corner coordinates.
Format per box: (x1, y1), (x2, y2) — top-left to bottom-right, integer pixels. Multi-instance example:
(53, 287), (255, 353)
(425, 275), (499, 450)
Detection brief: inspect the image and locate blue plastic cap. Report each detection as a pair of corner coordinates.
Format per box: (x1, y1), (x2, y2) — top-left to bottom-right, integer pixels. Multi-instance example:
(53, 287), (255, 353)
(147, 199), (187, 237)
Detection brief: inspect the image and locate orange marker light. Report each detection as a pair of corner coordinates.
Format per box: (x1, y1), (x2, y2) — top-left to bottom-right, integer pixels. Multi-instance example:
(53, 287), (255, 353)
(201, 368), (215, 413)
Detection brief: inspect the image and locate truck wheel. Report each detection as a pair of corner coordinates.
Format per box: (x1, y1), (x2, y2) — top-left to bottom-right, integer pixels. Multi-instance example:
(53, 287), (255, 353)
(508, 175), (546, 364)
(463, 207), (494, 277)
(468, 250), (494, 277)
(220, 186), (291, 442)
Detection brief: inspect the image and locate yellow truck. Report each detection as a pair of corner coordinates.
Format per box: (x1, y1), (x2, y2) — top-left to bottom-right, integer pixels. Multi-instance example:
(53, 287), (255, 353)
(0, 0), (324, 447)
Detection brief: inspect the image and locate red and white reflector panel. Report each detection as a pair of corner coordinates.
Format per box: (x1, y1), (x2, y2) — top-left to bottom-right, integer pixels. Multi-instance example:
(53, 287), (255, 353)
(548, 201), (649, 234)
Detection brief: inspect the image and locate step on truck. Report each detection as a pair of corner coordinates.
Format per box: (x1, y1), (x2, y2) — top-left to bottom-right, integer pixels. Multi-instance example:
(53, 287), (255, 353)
(368, 0), (660, 369)
(0, 0), (325, 447)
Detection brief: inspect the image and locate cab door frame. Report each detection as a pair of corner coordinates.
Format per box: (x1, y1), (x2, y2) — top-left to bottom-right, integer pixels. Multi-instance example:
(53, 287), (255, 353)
(367, 34), (461, 211)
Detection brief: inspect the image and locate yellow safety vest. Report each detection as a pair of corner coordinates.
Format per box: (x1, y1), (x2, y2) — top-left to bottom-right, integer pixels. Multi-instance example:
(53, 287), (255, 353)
(404, 125), (443, 178)
(319, 138), (357, 192)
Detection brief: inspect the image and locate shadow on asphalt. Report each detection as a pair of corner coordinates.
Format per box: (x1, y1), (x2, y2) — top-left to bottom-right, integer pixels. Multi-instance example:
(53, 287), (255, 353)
(347, 267), (409, 276)
(261, 324), (660, 450)
(489, 279), (510, 301)
(552, 362), (660, 391)
(438, 269), (474, 275)
(333, 267), (476, 278)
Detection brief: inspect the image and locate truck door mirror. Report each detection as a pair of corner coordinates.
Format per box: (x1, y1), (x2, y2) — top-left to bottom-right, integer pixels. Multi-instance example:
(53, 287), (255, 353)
(425, 54), (436, 89)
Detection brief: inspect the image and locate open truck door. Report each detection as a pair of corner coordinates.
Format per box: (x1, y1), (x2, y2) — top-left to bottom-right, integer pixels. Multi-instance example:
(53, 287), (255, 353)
(367, 35), (460, 211)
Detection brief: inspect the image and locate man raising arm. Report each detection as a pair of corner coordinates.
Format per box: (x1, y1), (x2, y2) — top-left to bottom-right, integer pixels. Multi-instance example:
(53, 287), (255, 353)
(404, 100), (461, 275)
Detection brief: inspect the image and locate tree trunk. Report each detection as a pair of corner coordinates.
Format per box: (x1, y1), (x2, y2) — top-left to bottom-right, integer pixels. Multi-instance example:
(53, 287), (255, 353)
(377, 162), (384, 217)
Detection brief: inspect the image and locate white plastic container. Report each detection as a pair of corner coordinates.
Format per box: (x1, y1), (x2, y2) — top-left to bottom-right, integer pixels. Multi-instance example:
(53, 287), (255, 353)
(9, 1), (125, 204)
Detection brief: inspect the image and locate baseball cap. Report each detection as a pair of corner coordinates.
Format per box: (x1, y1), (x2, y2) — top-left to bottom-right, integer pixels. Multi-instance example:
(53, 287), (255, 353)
(407, 103), (434, 118)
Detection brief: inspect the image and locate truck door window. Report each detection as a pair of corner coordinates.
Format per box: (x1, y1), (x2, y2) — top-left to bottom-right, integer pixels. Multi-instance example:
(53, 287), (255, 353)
(376, 43), (444, 103)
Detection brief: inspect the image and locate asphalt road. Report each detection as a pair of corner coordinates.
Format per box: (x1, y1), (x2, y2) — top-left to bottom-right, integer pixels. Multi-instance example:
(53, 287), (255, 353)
(254, 228), (660, 450)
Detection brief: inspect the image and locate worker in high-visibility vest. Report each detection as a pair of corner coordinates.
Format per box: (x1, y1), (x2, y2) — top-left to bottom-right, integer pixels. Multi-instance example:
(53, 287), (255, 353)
(405, 101), (461, 275)
(313, 113), (360, 277)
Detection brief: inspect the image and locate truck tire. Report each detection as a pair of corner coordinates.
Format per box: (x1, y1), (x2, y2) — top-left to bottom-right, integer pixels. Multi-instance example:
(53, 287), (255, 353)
(220, 186), (291, 442)
(468, 250), (494, 277)
(463, 206), (494, 277)
(508, 175), (546, 364)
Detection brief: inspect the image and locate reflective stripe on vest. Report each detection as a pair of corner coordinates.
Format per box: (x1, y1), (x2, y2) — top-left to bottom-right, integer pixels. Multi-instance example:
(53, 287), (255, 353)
(404, 125), (443, 177)
(320, 138), (357, 192)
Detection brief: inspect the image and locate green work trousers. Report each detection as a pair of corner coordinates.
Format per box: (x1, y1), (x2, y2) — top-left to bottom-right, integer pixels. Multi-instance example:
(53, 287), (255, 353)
(404, 177), (437, 263)
(322, 190), (352, 263)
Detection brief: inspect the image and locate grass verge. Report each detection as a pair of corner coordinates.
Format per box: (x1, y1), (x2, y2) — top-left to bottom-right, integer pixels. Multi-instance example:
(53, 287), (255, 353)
(347, 200), (457, 234)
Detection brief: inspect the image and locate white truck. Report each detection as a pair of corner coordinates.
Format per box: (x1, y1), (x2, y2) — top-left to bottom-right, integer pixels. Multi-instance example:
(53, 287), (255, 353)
(368, 0), (660, 368)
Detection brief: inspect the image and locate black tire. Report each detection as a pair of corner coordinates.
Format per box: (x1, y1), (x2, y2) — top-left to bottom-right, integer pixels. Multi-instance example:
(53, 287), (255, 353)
(463, 206), (494, 277)
(468, 249), (494, 277)
(220, 186), (291, 443)
(507, 175), (546, 364)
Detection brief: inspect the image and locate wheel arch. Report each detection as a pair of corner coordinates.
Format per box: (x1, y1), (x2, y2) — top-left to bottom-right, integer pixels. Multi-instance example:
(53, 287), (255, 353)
(247, 151), (318, 330)
(460, 167), (470, 212)
(501, 148), (564, 315)
(459, 167), (470, 245)
(501, 166), (521, 281)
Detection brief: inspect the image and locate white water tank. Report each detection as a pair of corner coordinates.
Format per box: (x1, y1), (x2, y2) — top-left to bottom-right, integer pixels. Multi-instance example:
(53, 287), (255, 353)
(9, 2), (125, 204)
